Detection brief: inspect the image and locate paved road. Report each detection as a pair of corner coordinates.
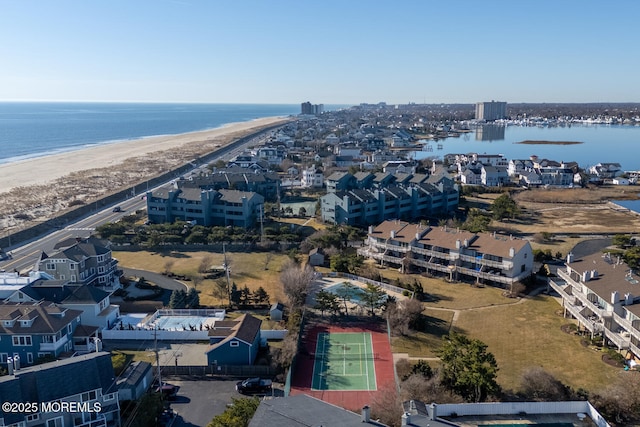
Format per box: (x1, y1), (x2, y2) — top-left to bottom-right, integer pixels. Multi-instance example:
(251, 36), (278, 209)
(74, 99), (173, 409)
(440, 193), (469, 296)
(122, 267), (188, 292)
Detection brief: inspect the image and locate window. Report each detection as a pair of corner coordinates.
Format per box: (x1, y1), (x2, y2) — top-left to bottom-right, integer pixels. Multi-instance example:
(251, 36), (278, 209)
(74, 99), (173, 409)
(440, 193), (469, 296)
(104, 392), (117, 401)
(230, 341), (239, 348)
(12, 336), (32, 346)
(67, 324), (72, 334)
(0, 353), (7, 363)
(46, 417), (63, 427)
(26, 413), (39, 422)
(521, 264), (526, 273)
(69, 263), (75, 270)
(82, 390), (98, 401)
(46, 263), (55, 270)
(26, 353), (33, 364)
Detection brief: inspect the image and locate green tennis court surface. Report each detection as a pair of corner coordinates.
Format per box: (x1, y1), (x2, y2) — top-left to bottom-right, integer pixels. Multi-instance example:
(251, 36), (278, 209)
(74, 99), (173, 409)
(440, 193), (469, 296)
(311, 332), (377, 391)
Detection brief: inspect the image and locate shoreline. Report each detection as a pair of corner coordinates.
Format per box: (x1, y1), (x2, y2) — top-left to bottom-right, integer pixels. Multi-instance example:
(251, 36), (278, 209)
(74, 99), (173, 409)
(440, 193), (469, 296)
(0, 116), (288, 194)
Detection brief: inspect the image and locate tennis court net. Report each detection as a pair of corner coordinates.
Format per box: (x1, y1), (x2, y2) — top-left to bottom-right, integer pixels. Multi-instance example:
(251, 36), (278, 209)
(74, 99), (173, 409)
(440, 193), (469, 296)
(311, 352), (379, 360)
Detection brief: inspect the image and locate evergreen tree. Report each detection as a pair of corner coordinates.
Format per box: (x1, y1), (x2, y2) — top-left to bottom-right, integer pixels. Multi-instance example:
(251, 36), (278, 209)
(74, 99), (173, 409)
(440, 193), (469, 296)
(187, 287), (199, 308)
(230, 283), (241, 307)
(253, 287), (270, 306)
(438, 332), (500, 402)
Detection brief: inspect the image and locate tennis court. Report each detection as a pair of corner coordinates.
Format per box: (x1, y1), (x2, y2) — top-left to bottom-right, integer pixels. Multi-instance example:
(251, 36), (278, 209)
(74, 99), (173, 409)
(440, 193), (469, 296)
(311, 332), (377, 391)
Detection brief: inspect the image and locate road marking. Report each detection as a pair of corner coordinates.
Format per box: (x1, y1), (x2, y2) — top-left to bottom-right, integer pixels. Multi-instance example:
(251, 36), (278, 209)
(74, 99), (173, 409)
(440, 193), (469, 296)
(65, 227), (96, 231)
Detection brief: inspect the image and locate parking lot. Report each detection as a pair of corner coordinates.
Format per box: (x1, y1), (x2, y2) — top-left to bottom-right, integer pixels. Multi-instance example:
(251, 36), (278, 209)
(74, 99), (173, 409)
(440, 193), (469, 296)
(162, 376), (282, 426)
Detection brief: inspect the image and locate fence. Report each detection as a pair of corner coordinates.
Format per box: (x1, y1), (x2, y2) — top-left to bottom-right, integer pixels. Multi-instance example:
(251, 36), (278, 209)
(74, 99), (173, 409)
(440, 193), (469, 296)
(156, 364), (276, 378)
(0, 122), (287, 250)
(321, 272), (415, 299)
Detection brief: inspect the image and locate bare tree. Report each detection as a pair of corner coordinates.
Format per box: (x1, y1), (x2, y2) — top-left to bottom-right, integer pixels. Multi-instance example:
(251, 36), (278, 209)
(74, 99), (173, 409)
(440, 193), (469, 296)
(198, 255), (214, 274)
(163, 259), (175, 275)
(190, 274), (204, 291)
(263, 252), (274, 270)
(280, 259), (315, 308)
(211, 278), (229, 305)
(520, 367), (571, 401)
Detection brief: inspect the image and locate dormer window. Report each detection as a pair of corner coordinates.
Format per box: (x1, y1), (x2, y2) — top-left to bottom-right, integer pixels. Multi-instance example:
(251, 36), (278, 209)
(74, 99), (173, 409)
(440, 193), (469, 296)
(3, 320), (14, 327)
(20, 319), (35, 327)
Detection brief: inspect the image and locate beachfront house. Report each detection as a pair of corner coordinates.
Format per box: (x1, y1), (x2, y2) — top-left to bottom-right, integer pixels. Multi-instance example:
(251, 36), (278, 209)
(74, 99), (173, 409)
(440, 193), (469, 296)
(205, 314), (262, 366)
(33, 236), (121, 291)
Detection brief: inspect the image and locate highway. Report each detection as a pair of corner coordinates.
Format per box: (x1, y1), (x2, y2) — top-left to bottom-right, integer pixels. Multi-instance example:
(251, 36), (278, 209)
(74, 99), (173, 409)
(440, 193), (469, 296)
(0, 129), (275, 275)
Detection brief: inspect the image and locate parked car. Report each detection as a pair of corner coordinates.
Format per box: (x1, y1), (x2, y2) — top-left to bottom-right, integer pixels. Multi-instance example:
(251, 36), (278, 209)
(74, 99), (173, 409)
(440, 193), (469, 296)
(112, 206), (122, 212)
(235, 378), (272, 395)
(155, 383), (179, 400)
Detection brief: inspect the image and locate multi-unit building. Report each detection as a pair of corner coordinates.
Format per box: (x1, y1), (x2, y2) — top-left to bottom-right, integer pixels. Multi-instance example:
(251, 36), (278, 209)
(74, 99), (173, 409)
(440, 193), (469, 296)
(182, 169), (280, 201)
(33, 237), (121, 291)
(147, 186), (264, 228)
(301, 167), (324, 188)
(0, 351), (120, 427)
(475, 101), (507, 121)
(321, 176), (459, 226)
(301, 102), (324, 115)
(358, 220), (533, 286)
(549, 251), (640, 361)
(0, 301), (82, 363)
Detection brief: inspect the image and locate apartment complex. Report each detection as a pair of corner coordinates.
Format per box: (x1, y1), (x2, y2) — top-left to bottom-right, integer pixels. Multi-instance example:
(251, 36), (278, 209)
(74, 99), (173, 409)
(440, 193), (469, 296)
(475, 101), (507, 121)
(147, 186), (264, 228)
(549, 251), (640, 360)
(320, 173), (459, 226)
(358, 220), (533, 286)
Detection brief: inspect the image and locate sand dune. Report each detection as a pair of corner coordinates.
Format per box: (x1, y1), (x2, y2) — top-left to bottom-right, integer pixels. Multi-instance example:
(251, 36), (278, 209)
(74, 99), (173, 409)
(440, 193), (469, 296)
(0, 116), (289, 233)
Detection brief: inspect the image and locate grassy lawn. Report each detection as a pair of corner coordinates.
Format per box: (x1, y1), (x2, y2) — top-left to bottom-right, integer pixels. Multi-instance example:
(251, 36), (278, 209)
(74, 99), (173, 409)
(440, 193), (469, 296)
(454, 295), (621, 392)
(113, 250), (290, 306)
(391, 308), (455, 358)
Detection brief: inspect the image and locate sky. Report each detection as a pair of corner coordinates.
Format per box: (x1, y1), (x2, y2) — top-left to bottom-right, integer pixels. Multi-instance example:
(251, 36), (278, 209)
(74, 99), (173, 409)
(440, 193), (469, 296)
(1, 0), (639, 105)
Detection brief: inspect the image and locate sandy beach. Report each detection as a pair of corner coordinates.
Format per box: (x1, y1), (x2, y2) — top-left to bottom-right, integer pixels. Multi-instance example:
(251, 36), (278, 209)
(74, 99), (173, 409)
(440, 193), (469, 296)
(0, 116), (289, 232)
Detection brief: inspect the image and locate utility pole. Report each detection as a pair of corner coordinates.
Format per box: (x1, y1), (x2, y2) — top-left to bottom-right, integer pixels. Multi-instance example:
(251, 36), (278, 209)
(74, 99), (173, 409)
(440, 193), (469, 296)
(154, 327), (163, 403)
(223, 243), (232, 307)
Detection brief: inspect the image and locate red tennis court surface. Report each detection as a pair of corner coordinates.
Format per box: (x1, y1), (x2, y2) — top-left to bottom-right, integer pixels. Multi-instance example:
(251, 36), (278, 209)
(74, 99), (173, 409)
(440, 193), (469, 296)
(289, 320), (396, 412)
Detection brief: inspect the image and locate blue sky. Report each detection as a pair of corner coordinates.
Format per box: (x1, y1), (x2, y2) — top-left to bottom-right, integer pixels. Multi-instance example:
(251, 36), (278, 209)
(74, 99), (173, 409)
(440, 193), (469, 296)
(1, 0), (638, 105)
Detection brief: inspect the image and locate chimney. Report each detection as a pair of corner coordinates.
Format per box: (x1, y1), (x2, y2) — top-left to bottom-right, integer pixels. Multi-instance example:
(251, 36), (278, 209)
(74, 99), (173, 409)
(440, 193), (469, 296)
(368, 225), (373, 235)
(361, 406), (371, 423)
(509, 247), (515, 258)
(390, 230), (396, 239)
(611, 290), (620, 305)
(401, 412), (411, 426)
(567, 253), (574, 264)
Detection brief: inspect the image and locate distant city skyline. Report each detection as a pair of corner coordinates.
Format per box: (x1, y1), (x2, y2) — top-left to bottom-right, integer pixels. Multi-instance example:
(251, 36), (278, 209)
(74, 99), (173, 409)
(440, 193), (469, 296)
(1, 0), (639, 105)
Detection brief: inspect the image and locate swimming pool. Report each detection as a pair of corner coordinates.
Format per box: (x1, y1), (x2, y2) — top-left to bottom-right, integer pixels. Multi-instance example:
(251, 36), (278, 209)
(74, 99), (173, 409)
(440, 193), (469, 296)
(323, 281), (388, 303)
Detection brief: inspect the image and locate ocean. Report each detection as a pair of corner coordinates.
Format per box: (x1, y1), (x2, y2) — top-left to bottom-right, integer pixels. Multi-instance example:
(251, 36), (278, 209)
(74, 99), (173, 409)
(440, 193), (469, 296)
(0, 102), (301, 164)
(1, 103), (638, 171)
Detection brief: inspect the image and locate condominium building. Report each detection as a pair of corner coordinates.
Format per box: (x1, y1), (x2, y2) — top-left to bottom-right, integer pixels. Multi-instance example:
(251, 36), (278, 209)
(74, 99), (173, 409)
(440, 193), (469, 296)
(358, 220), (533, 286)
(549, 251), (640, 361)
(475, 101), (507, 121)
(147, 186), (264, 228)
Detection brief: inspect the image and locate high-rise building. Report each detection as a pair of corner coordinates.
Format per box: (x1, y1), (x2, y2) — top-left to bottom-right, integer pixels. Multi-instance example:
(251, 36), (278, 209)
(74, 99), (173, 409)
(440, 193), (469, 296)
(475, 101), (507, 121)
(301, 101), (324, 115)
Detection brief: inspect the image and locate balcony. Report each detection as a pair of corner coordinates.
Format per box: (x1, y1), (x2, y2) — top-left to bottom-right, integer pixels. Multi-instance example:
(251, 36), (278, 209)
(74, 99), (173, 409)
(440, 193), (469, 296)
(612, 312), (640, 342)
(40, 335), (69, 352)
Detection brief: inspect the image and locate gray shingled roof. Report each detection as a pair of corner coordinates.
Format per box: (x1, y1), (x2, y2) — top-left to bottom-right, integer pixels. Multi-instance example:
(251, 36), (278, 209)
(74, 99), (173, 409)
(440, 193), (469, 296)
(0, 352), (117, 407)
(249, 394), (386, 427)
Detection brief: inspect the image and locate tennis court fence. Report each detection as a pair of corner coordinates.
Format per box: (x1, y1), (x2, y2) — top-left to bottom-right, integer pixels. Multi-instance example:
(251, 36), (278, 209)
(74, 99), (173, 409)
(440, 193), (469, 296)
(310, 352), (380, 360)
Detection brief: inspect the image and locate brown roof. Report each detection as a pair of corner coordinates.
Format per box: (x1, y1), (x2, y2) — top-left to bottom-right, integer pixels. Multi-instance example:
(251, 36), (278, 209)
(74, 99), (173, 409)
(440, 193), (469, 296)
(417, 227), (476, 250)
(0, 302), (81, 334)
(206, 314), (262, 353)
(469, 233), (530, 259)
(371, 220), (428, 244)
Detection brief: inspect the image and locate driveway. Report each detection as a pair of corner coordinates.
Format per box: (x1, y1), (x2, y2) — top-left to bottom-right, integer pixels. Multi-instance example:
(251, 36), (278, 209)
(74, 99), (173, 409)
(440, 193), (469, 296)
(163, 377), (245, 427)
